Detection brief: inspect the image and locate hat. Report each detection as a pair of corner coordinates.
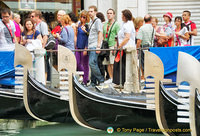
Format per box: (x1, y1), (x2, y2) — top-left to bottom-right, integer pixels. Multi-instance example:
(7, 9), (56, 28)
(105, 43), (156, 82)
(163, 12), (173, 20)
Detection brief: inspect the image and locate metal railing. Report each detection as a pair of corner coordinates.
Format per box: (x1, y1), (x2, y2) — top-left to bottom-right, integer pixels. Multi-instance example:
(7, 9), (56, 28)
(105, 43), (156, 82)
(45, 47), (149, 90)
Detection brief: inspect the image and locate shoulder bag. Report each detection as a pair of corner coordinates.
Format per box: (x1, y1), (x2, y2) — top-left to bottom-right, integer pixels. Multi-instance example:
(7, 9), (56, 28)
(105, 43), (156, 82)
(99, 21), (116, 58)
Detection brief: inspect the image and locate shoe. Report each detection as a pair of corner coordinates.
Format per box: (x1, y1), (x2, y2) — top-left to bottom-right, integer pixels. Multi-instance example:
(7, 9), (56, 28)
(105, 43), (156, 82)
(99, 82), (105, 86)
(104, 79), (112, 84)
(90, 82), (96, 87)
(113, 84), (124, 89)
(78, 76), (83, 82)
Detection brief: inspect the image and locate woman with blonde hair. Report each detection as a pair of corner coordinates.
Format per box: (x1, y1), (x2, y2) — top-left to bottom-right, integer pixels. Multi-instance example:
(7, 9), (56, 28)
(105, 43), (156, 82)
(75, 10), (90, 86)
(55, 14), (74, 51)
(134, 17), (144, 43)
(151, 17), (165, 47)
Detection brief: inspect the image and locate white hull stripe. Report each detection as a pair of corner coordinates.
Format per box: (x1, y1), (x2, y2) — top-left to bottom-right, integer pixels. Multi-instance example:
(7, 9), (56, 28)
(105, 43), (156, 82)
(177, 104), (189, 110)
(177, 98), (189, 103)
(177, 111), (189, 117)
(59, 76), (69, 80)
(178, 92), (190, 97)
(177, 118), (190, 123)
(178, 85), (190, 91)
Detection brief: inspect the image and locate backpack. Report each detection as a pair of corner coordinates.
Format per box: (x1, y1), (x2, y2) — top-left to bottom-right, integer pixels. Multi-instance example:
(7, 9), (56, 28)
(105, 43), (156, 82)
(182, 21), (195, 31)
(45, 33), (56, 50)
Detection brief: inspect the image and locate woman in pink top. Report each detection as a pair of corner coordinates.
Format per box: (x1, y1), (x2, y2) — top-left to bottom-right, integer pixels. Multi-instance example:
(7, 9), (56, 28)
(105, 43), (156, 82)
(13, 13), (22, 43)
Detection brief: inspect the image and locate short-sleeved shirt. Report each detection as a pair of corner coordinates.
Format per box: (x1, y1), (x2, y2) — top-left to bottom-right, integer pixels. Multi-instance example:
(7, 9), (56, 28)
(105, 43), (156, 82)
(118, 21), (136, 48)
(22, 30), (40, 40)
(88, 17), (102, 48)
(76, 24), (88, 49)
(137, 24), (155, 47)
(184, 20), (197, 45)
(0, 20), (16, 50)
(174, 27), (188, 46)
(103, 21), (120, 47)
(35, 21), (49, 37)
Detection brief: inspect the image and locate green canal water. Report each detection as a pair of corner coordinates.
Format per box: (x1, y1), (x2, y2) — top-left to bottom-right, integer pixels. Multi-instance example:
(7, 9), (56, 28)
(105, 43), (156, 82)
(0, 120), (164, 136)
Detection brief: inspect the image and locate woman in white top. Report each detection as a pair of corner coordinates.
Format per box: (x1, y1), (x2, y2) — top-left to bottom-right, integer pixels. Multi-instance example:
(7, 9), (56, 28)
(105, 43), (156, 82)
(113, 9), (135, 86)
(174, 16), (189, 46)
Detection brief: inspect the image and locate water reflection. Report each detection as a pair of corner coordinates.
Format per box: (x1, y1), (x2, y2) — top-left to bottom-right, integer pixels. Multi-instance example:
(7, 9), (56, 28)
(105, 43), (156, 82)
(0, 120), (163, 136)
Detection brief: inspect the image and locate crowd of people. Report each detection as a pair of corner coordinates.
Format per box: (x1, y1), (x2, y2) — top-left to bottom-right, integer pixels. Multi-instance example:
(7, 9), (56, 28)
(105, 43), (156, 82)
(0, 6), (198, 88)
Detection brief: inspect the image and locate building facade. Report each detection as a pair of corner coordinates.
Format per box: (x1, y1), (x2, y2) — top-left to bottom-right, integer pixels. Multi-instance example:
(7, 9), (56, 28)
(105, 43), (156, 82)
(85, 0), (200, 45)
(1, 0), (199, 45)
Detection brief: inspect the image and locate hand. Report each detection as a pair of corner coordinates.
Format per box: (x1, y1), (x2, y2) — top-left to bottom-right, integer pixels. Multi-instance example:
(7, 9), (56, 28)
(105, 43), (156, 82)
(96, 50), (100, 54)
(96, 47), (100, 54)
(81, 26), (87, 33)
(52, 33), (57, 38)
(56, 33), (61, 40)
(26, 39), (31, 43)
(175, 32), (181, 36)
(83, 51), (87, 56)
(112, 50), (115, 55)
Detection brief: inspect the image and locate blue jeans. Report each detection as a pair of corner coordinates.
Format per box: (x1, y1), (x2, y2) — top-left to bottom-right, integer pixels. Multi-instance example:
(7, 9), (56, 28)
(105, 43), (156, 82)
(89, 47), (104, 85)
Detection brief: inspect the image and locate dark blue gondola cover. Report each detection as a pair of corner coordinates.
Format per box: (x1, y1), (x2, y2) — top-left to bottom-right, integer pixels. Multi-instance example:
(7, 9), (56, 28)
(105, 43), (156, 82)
(150, 46), (200, 81)
(0, 51), (15, 85)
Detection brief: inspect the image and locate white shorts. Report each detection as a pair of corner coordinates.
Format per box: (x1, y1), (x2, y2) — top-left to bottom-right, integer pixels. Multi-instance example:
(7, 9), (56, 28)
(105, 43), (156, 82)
(103, 46), (115, 65)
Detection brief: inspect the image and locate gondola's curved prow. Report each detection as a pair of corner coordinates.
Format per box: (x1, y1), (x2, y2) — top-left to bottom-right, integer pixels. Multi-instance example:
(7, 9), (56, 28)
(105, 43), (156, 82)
(14, 44), (44, 121)
(58, 45), (97, 130)
(177, 52), (200, 136)
(190, 89), (200, 136)
(144, 51), (171, 136)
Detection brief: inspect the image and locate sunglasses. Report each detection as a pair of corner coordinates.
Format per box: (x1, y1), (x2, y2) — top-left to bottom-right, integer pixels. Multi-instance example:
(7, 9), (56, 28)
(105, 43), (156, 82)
(81, 16), (86, 19)
(2, 16), (9, 18)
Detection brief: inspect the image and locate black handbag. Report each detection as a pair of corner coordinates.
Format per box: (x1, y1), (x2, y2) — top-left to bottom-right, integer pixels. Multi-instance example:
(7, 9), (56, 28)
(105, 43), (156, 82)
(99, 21), (116, 58)
(99, 40), (109, 57)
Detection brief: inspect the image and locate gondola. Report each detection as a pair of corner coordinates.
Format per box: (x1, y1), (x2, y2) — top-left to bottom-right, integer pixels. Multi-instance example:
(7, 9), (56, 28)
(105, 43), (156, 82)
(68, 51), (166, 131)
(0, 45), (33, 120)
(0, 88), (33, 120)
(22, 45), (76, 123)
(155, 52), (200, 136)
(190, 89), (200, 136)
(25, 71), (71, 122)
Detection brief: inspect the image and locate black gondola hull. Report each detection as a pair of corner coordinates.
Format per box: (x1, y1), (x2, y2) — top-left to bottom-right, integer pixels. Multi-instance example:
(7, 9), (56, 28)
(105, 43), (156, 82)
(0, 90), (33, 120)
(159, 83), (190, 135)
(73, 77), (159, 131)
(195, 90), (200, 136)
(26, 73), (72, 123)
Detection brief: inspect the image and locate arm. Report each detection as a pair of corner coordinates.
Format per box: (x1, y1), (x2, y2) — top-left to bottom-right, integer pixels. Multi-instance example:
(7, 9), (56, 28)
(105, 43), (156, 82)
(118, 33), (130, 49)
(40, 22), (49, 48)
(178, 32), (189, 40)
(36, 34), (44, 45)
(14, 36), (18, 44)
(42, 35), (48, 48)
(171, 36), (174, 47)
(189, 29), (197, 36)
(137, 39), (142, 49)
(72, 25), (77, 48)
(96, 31), (103, 54)
(57, 29), (68, 45)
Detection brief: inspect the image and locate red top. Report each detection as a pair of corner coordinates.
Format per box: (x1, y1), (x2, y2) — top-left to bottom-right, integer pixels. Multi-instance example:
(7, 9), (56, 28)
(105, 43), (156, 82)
(51, 25), (61, 34)
(184, 20), (197, 31)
